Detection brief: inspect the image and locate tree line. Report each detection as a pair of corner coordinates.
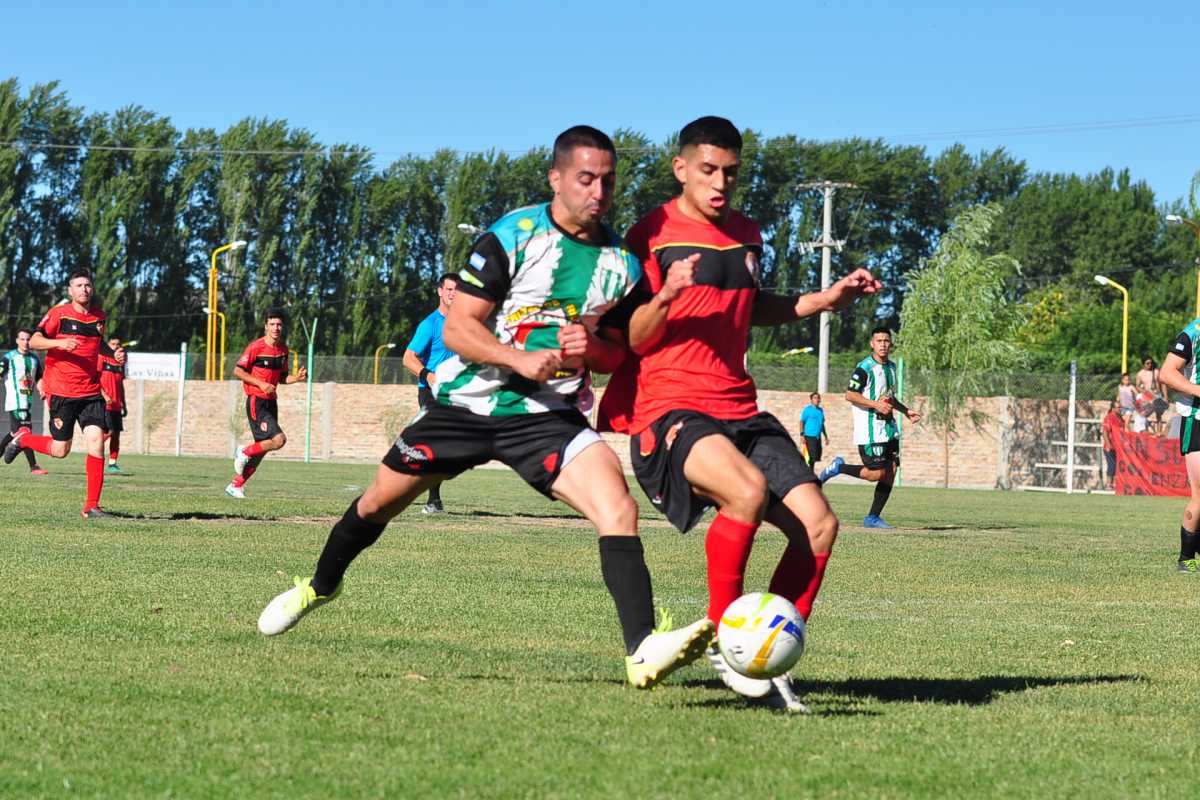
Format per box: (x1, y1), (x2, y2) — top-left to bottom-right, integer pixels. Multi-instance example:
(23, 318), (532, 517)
(2, 78), (1197, 370)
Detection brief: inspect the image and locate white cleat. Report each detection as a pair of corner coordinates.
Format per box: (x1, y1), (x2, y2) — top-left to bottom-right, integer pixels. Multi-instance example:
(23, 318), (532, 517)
(705, 645), (774, 698)
(624, 615), (715, 689)
(257, 576), (342, 635)
(233, 449), (250, 477)
(224, 482), (245, 499)
(764, 674), (811, 714)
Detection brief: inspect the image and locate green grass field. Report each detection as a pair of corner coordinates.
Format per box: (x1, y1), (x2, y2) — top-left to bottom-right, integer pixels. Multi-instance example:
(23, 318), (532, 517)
(2, 454), (1197, 798)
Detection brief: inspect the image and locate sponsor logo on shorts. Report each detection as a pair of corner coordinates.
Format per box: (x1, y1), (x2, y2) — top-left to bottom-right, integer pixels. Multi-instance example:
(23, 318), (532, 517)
(260, 421), (269, 432)
(469, 252), (487, 269)
(52, 417), (63, 430)
(394, 440), (434, 469)
(542, 452), (559, 475)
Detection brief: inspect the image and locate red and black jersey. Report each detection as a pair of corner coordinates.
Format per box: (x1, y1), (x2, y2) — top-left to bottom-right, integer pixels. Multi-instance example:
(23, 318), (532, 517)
(236, 337), (289, 399)
(36, 303), (107, 399)
(98, 353), (126, 411)
(598, 199), (763, 434)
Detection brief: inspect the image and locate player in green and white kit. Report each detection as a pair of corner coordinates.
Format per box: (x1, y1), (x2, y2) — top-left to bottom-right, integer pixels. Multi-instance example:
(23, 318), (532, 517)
(1157, 318), (1200, 572)
(819, 327), (920, 528)
(257, 126), (714, 689)
(0, 329), (47, 474)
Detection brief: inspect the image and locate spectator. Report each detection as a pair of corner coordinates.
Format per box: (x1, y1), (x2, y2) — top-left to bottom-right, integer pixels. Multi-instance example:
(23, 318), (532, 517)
(1101, 400), (1123, 490)
(1117, 373), (1136, 430)
(799, 392), (829, 468)
(1136, 356), (1169, 435)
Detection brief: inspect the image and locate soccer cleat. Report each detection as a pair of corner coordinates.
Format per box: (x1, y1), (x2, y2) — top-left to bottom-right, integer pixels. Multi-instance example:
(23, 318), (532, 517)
(818, 456), (844, 484)
(258, 576), (342, 635)
(224, 482), (246, 499)
(863, 514), (895, 529)
(106, 463), (123, 474)
(421, 502), (443, 515)
(705, 645), (774, 698)
(1177, 559), (1199, 574)
(625, 612), (715, 690)
(30, 467), (47, 476)
(764, 674), (811, 714)
(81, 507), (114, 519)
(3, 429), (28, 464)
(233, 449), (250, 477)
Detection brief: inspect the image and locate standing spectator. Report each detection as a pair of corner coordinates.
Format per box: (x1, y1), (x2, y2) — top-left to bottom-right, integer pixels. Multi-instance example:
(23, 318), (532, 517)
(1136, 357), (1169, 435)
(0, 328), (47, 475)
(799, 392), (829, 468)
(98, 335), (127, 473)
(1116, 373), (1136, 430)
(1101, 400), (1123, 490)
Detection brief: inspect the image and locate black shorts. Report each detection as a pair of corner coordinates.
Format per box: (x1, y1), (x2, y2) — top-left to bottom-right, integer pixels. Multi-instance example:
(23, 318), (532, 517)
(858, 440), (900, 470)
(803, 435), (823, 465)
(106, 409), (123, 434)
(630, 410), (818, 533)
(9, 410), (32, 432)
(48, 395), (107, 441)
(1180, 416), (1200, 456)
(382, 404), (599, 498)
(247, 397), (283, 442)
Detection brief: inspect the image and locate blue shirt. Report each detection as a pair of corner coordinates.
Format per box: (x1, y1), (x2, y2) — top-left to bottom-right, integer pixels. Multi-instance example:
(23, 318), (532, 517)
(800, 404), (825, 437)
(406, 310), (454, 388)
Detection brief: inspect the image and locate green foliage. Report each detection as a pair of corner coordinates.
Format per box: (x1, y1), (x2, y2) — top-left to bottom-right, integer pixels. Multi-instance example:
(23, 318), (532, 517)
(899, 204), (1027, 435)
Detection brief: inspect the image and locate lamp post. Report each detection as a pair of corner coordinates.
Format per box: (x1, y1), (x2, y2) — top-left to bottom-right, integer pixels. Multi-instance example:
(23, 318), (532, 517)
(1166, 215), (1200, 317)
(207, 240), (247, 381)
(1095, 274), (1130, 375)
(202, 307), (227, 381)
(374, 343), (397, 384)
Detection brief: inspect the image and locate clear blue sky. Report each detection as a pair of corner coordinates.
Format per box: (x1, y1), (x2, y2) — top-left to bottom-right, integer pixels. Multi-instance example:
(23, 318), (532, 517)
(5, 0), (1199, 204)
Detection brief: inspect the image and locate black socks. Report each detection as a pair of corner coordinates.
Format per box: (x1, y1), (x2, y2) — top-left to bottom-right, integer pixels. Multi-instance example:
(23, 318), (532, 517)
(598, 536), (656, 655)
(311, 498), (387, 596)
(869, 482), (894, 518)
(841, 464), (865, 479)
(1180, 526), (1199, 562)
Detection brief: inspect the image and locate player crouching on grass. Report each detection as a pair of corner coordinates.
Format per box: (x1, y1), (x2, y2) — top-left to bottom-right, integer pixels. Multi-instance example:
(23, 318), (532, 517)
(4, 270), (124, 517)
(225, 308), (307, 499)
(257, 126), (714, 690)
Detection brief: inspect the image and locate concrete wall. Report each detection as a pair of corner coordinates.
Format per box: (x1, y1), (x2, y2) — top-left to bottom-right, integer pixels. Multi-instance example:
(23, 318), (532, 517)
(58, 379), (1094, 490)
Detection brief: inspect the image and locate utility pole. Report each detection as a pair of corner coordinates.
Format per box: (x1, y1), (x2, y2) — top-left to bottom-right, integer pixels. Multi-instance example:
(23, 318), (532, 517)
(799, 181), (855, 393)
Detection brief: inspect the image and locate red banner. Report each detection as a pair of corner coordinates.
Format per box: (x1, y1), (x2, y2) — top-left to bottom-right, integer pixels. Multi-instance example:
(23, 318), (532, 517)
(1113, 428), (1189, 496)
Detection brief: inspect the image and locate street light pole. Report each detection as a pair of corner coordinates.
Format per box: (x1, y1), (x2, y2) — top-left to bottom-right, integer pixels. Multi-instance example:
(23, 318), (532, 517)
(207, 240), (247, 381)
(1095, 274), (1130, 374)
(374, 343), (397, 384)
(1166, 215), (1200, 317)
(202, 307), (227, 381)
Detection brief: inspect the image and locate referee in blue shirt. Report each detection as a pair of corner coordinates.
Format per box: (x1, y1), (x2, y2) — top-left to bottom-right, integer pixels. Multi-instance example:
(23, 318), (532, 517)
(799, 392), (829, 468)
(402, 273), (457, 513)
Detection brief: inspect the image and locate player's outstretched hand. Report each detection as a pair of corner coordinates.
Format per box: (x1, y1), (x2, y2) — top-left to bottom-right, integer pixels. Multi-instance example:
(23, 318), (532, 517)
(295, 366), (308, 382)
(557, 324), (589, 360)
(513, 349), (562, 383)
(658, 253), (700, 303)
(906, 409), (922, 424)
(826, 268), (883, 311)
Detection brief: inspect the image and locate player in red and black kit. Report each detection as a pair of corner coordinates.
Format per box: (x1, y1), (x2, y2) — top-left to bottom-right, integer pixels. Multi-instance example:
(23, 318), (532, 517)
(598, 117), (880, 710)
(99, 336), (127, 474)
(4, 269), (126, 518)
(225, 308), (307, 498)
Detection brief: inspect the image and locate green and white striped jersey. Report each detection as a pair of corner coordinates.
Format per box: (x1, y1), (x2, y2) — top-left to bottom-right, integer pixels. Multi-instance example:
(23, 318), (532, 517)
(435, 202), (642, 417)
(1170, 318), (1200, 419)
(848, 355), (899, 445)
(1, 349), (43, 413)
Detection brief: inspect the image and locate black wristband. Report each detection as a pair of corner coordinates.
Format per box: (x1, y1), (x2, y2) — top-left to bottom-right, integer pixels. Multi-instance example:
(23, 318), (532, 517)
(419, 368), (432, 384)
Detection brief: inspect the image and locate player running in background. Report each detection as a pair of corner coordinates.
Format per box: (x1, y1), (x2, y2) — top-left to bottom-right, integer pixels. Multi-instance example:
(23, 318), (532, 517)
(598, 116), (881, 710)
(257, 126), (714, 690)
(99, 335), (127, 474)
(1155, 319), (1200, 572)
(0, 328), (47, 475)
(819, 327), (921, 529)
(402, 272), (458, 514)
(225, 309), (307, 499)
(4, 270), (124, 517)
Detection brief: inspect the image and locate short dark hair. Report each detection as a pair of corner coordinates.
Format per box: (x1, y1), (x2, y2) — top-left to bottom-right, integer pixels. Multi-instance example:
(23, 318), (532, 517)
(265, 307), (287, 324)
(16, 327), (33, 337)
(552, 125), (616, 168)
(437, 273), (458, 288)
(67, 268), (92, 284)
(871, 325), (893, 338)
(810, 392), (820, 400)
(678, 116), (743, 153)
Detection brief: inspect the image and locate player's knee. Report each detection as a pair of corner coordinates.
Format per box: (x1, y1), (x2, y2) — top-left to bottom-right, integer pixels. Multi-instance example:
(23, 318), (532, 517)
(597, 492), (639, 533)
(272, 433), (287, 450)
(725, 470), (769, 519)
(809, 511), (839, 553)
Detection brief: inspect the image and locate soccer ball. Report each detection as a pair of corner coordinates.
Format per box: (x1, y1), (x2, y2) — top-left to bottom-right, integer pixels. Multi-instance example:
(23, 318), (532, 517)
(717, 592), (806, 679)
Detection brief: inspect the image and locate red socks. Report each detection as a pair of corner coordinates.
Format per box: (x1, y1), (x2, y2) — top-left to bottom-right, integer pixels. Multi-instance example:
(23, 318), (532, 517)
(231, 462), (257, 489)
(242, 442), (267, 458)
(705, 513), (759, 625)
(19, 433), (54, 455)
(769, 546), (831, 621)
(85, 455), (104, 512)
